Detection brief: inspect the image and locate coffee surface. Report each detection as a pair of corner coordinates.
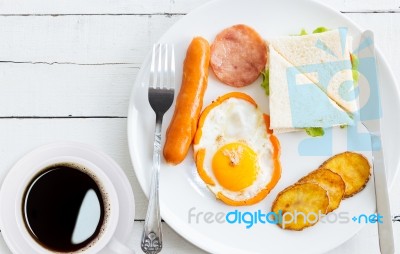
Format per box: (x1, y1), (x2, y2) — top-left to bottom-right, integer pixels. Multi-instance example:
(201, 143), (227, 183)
(23, 164), (105, 252)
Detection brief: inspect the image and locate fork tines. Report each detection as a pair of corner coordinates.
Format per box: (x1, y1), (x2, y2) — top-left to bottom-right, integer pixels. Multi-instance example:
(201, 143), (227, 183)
(149, 43), (175, 90)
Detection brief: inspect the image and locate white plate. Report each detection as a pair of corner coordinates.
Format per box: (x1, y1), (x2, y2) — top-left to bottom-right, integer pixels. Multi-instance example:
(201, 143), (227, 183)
(0, 142), (135, 254)
(127, 0), (400, 253)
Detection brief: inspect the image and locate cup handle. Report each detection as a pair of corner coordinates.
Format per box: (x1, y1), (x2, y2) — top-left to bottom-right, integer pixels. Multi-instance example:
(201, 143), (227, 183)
(105, 237), (135, 254)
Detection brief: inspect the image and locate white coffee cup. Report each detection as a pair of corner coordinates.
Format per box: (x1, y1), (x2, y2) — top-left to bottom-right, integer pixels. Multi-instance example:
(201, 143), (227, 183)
(0, 142), (135, 254)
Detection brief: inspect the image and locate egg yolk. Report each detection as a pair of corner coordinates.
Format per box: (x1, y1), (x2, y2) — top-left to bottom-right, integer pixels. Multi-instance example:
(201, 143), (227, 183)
(212, 143), (258, 191)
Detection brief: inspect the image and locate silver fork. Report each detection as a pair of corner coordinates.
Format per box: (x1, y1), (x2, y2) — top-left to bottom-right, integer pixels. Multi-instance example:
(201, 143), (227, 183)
(141, 43), (175, 254)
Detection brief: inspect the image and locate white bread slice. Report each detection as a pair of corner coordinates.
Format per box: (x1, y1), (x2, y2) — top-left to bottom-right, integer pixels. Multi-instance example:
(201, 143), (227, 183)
(269, 46), (353, 131)
(268, 29), (357, 113)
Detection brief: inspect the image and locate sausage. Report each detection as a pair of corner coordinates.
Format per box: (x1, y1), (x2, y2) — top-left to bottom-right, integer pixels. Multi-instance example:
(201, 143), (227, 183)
(210, 24), (267, 87)
(163, 37), (211, 165)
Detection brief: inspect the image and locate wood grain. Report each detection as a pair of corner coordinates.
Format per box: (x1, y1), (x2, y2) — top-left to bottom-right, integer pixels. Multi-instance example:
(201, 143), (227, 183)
(0, 0), (399, 253)
(0, 15), (180, 64)
(0, 14), (399, 117)
(0, 0), (398, 14)
(0, 0), (205, 15)
(0, 13), (398, 65)
(0, 63), (138, 117)
(347, 13), (400, 71)
(0, 221), (207, 254)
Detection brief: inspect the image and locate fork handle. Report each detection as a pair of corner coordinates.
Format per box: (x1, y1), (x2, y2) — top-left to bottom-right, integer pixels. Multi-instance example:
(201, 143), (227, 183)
(141, 114), (163, 254)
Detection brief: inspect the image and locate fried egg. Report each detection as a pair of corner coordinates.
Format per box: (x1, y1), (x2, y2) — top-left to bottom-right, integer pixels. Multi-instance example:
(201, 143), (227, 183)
(193, 92), (281, 206)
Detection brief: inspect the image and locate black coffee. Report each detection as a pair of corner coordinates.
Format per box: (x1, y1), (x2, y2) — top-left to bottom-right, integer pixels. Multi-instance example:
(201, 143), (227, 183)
(23, 163), (106, 252)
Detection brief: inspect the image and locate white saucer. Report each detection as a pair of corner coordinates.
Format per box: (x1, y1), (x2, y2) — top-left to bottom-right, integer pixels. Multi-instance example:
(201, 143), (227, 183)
(0, 142), (135, 254)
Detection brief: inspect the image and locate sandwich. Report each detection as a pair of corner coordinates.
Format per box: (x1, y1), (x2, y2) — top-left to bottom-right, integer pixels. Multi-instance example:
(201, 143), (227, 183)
(267, 28), (357, 134)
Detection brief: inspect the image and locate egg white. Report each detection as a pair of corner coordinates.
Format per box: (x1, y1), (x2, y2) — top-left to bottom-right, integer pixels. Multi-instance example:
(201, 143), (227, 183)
(194, 97), (275, 201)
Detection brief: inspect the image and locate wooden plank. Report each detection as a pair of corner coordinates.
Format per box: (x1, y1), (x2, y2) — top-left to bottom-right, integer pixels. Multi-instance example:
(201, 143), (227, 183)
(391, 173), (400, 254)
(0, 216), (388, 254)
(0, 15), (180, 64)
(0, 221), (207, 254)
(347, 13), (400, 74)
(0, 14), (399, 117)
(323, 0), (400, 12)
(129, 222), (207, 254)
(0, 0), (208, 15)
(0, 13), (399, 66)
(0, 0), (398, 14)
(0, 118), (148, 219)
(0, 219), (393, 254)
(0, 0), (398, 253)
(0, 63), (138, 117)
(0, 232), (11, 254)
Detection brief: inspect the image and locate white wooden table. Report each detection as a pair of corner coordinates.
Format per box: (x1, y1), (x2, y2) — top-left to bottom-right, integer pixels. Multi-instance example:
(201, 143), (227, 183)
(0, 0), (399, 253)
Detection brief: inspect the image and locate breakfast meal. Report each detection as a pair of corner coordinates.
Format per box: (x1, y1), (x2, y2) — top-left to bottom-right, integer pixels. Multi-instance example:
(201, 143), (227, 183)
(163, 24), (372, 214)
(267, 28), (356, 133)
(271, 151), (371, 230)
(210, 24), (267, 87)
(164, 37), (210, 165)
(193, 92), (281, 206)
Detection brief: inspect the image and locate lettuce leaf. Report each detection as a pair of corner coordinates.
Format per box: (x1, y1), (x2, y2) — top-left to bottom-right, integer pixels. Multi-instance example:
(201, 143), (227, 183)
(350, 53), (360, 84)
(295, 27), (329, 36)
(299, 28), (308, 36)
(304, 127), (325, 137)
(260, 69), (270, 96)
(312, 27), (329, 34)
